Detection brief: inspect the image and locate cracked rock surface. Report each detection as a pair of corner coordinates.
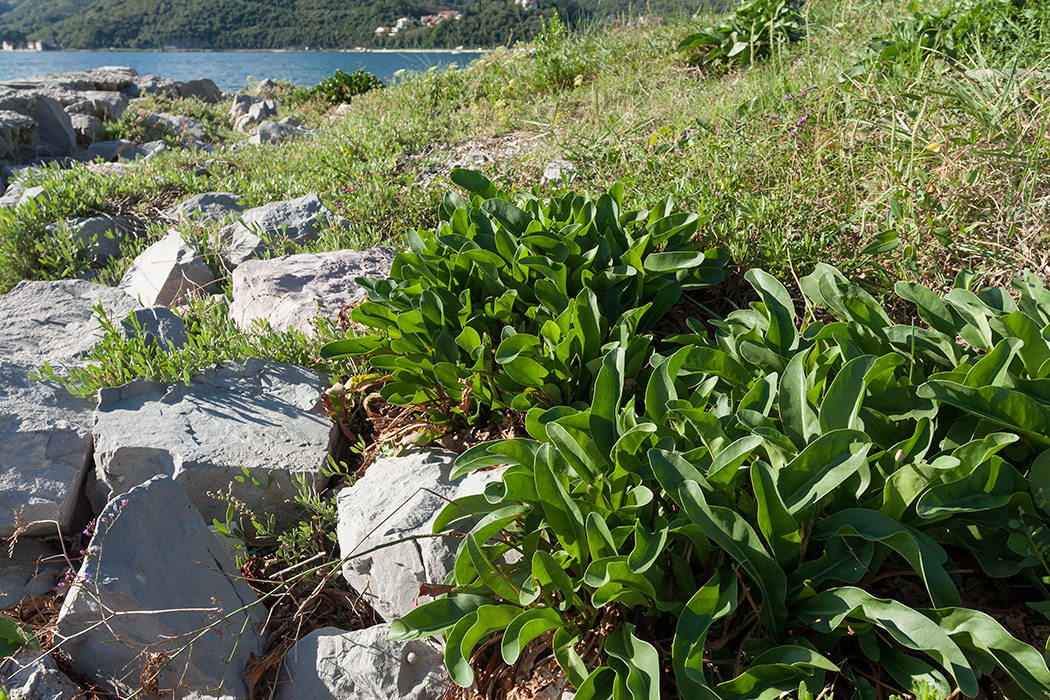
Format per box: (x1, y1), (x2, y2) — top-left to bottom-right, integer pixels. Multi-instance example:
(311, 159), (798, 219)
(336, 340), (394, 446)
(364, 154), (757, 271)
(55, 475), (266, 700)
(336, 449), (503, 621)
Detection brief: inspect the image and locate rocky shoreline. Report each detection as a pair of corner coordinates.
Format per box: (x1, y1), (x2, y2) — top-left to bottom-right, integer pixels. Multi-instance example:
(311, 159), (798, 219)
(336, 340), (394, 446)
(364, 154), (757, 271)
(0, 67), (503, 700)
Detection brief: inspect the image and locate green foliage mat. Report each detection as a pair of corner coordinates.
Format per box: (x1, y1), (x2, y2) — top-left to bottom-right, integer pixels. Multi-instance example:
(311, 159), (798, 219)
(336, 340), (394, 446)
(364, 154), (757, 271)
(391, 263), (1050, 698)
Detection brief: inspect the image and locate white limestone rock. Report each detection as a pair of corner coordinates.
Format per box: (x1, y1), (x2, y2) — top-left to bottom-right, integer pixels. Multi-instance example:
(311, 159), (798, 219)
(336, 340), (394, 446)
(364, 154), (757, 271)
(228, 246), (395, 334)
(216, 193), (342, 268)
(118, 229), (216, 307)
(0, 538), (64, 609)
(161, 191), (245, 223)
(90, 359), (332, 524)
(275, 625), (447, 700)
(55, 476), (267, 700)
(337, 449), (503, 620)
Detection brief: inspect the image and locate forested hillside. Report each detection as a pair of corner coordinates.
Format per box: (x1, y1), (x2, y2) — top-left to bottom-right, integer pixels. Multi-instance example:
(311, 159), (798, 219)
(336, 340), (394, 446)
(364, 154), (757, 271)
(0, 0), (709, 49)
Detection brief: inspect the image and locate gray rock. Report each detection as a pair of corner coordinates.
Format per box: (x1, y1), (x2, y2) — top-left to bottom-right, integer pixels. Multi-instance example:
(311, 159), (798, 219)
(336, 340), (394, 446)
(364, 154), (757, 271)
(0, 650), (79, 700)
(17, 185), (49, 209)
(337, 449), (503, 620)
(542, 158), (576, 187)
(86, 161), (135, 178)
(0, 90), (76, 159)
(177, 78), (222, 103)
(0, 280), (139, 536)
(79, 138), (133, 162)
(161, 191), (245, 223)
(0, 358), (94, 537)
(275, 625), (448, 700)
(216, 193), (342, 267)
(64, 91), (128, 121)
(143, 112), (206, 142)
(232, 97), (278, 132)
(119, 307), (189, 351)
(0, 110), (37, 161)
(55, 476), (267, 700)
(90, 359), (332, 524)
(0, 67), (138, 95)
(118, 229), (216, 307)
(249, 119), (306, 145)
(0, 278), (139, 365)
(0, 538), (64, 609)
(253, 78), (277, 94)
(130, 74), (180, 98)
(45, 215), (131, 260)
(229, 247), (396, 334)
(0, 181), (24, 208)
(68, 112), (103, 146)
(121, 139), (167, 161)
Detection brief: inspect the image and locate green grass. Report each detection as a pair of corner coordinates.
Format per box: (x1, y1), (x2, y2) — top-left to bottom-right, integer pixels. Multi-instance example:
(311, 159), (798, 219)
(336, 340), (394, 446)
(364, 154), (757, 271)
(4, 0), (1049, 392)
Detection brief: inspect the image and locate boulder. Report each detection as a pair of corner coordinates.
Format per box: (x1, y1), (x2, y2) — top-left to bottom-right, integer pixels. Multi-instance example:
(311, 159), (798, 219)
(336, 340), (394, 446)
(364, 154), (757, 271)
(118, 229), (216, 307)
(0, 650), (80, 700)
(229, 246), (395, 334)
(143, 112), (206, 142)
(45, 215), (131, 260)
(177, 78), (222, 103)
(69, 112), (103, 146)
(87, 161), (135, 178)
(0, 67), (138, 95)
(0, 181), (24, 208)
(0, 110), (36, 161)
(232, 98), (278, 132)
(17, 185), (49, 208)
(337, 450), (503, 620)
(64, 90), (128, 121)
(275, 625), (447, 700)
(0, 278), (139, 365)
(0, 538), (64, 609)
(0, 90), (76, 159)
(216, 193), (343, 267)
(55, 476), (267, 700)
(121, 139), (167, 161)
(0, 280), (139, 536)
(249, 119), (308, 145)
(119, 307), (190, 351)
(80, 138), (133, 162)
(161, 191), (245, 223)
(130, 74), (180, 98)
(90, 359), (332, 524)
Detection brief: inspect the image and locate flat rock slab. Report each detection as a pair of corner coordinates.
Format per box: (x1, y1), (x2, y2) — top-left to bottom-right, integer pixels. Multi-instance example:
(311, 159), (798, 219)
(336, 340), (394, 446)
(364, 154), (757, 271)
(90, 359), (332, 524)
(56, 476), (266, 700)
(45, 215), (131, 261)
(229, 246), (395, 334)
(118, 229), (216, 307)
(161, 191), (245, 223)
(337, 449), (503, 621)
(0, 538), (64, 609)
(0, 279), (139, 365)
(217, 193), (341, 267)
(275, 624), (447, 700)
(0, 280), (140, 536)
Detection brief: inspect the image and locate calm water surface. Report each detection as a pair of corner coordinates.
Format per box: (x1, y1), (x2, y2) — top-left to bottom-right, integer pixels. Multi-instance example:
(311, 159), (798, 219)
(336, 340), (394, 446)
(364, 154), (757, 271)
(0, 50), (484, 91)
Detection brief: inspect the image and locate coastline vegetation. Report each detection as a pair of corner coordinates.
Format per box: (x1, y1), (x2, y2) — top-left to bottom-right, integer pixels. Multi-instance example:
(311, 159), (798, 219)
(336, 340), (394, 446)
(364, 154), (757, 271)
(3, 0), (1050, 695)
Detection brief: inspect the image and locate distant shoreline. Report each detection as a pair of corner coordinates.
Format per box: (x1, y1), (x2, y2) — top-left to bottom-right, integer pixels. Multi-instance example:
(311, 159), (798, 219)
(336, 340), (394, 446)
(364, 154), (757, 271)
(20, 48), (489, 54)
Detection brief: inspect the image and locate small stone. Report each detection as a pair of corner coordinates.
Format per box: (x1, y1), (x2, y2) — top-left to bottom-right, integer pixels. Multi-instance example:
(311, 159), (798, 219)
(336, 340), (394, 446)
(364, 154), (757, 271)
(118, 230), (216, 307)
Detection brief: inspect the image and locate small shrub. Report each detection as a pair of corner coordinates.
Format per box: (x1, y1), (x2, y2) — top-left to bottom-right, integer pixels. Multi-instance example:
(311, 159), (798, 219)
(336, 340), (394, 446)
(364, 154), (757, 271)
(392, 265), (1050, 697)
(311, 69), (385, 105)
(321, 170), (728, 427)
(679, 0), (808, 68)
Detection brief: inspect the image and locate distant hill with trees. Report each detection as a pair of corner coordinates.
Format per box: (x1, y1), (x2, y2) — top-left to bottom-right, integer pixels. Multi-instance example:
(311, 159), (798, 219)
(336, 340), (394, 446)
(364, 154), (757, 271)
(0, 0), (716, 50)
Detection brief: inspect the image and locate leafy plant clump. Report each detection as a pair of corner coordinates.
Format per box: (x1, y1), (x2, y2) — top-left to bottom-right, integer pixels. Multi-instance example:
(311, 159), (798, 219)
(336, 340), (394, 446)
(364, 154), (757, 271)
(679, 0), (808, 68)
(392, 264), (1050, 698)
(311, 69), (385, 105)
(321, 169), (728, 428)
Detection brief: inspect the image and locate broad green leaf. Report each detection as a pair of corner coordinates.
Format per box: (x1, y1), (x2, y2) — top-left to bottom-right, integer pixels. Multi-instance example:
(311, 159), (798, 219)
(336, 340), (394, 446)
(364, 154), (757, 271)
(745, 268), (797, 356)
(534, 447), (587, 563)
(715, 646), (838, 700)
(501, 608), (568, 664)
(388, 594), (492, 640)
(779, 350), (819, 447)
(444, 605), (519, 686)
(794, 587), (978, 696)
(818, 355), (877, 432)
(679, 481), (787, 636)
(673, 570), (736, 698)
(814, 509), (960, 607)
(778, 429), (871, 514)
(918, 380), (1050, 449)
(604, 623), (661, 700)
(751, 461), (800, 565)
